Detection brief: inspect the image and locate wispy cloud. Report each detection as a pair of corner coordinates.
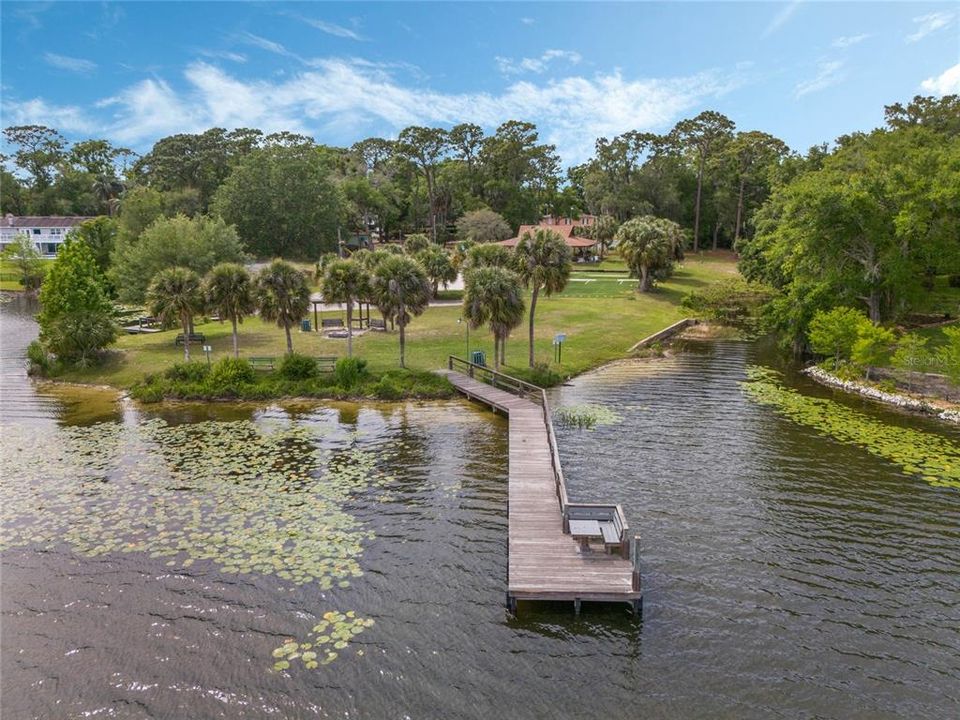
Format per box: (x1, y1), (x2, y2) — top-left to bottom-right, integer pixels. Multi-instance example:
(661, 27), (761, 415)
(3, 97), (97, 133)
(298, 16), (366, 41)
(763, 1), (802, 38)
(44, 53), (98, 74)
(239, 32), (296, 59)
(795, 60), (844, 98)
(4, 59), (747, 164)
(906, 11), (955, 43)
(495, 49), (582, 76)
(832, 33), (870, 48)
(520, 17), (535, 26)
(199, 50), (248, 64)
(921, 62), (960, 95)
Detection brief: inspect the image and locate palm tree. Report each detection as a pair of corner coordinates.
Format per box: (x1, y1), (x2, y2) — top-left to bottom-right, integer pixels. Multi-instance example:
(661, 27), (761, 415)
(515, 228), (572, 367)
(204, 263), (256, 358)
(147, 267), (204, 361)
(462, 266), (525, 371)
(321, 259), (369, 357)
(415, 246), (457, 298)
(614, 216), (679, 292)
(370, 255), (431, 368)
(91, 174), (124, 216)
(256, 259), (311, 355)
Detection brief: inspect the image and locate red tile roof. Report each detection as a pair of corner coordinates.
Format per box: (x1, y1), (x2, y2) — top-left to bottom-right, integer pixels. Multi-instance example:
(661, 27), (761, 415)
(499, 218), (598, 248)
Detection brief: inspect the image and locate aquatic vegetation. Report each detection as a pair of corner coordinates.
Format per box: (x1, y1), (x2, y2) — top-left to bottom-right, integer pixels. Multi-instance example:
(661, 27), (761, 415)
(553, 404), (622, 430)
(742, 366), (960, 489)
(271, 610), (374, 671)
(0, 418), (393, 587)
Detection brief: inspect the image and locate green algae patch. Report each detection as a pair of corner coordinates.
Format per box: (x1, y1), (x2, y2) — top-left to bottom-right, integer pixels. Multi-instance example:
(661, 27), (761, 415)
(741, 366), (960, 489)
(554, 404), (622, 430)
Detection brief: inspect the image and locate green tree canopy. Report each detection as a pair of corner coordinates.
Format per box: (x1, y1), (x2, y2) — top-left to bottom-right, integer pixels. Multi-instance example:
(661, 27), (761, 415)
(808, 306), (867, 367)
(2, 233), (45, 291)
(212, 144), (341, 258)
(74, 216), (118, 275)
(112, 214), (247, 304)
(615, 216), (681, 291)
(403, 233), (431, 254)
(38, 238), (117, 365)
(455, 209), (512, 243)
(415, 246), (457, 298)
(320, 259), (370, 357)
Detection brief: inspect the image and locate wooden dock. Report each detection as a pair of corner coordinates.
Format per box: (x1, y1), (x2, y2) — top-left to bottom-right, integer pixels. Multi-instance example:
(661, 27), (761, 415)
(442, 358), (642, 614)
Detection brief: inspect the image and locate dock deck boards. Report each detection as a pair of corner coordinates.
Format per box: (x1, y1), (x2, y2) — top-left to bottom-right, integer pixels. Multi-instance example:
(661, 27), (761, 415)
(441, 370), (641, 609)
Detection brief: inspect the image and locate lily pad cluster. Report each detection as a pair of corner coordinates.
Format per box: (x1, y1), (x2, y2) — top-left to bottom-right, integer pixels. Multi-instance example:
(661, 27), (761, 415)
(554, 404), (623, 430)
(271, 610), (374, 671)
(0, 417), (393, 588)
(742, 366), (960, 489)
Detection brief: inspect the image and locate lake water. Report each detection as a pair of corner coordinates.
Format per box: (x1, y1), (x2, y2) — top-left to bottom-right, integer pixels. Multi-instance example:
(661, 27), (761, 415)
(2, 295), (959, 719)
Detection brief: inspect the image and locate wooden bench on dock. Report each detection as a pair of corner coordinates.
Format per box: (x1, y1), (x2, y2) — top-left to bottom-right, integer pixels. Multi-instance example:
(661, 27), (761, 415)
(175, 333), (206, 346)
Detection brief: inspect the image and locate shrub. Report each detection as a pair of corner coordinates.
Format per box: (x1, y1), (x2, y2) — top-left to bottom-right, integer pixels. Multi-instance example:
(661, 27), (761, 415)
(681, 278), (774, 331)
(165, 362), (211, 382)
(278, 353), (318, 380)
(26, 340), (51, 375)
(948, 275), (960, 289)
(209, 357), (255, 390)
(333, 357), (368, 388)
(807, 306), (867, 367)
(936, 326), (960, 385)
(519, 362), (563, 388)
(851, 323), (896, 379)
(372, 374), (403, 400)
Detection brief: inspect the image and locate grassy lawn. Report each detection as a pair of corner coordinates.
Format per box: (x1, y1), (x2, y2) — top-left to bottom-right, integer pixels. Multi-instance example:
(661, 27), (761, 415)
(0, 258), (53, 292)
(58, 253), (739, 388)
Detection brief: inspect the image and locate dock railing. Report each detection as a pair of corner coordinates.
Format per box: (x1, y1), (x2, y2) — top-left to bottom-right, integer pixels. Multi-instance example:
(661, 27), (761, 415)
(447, 355), (641, 585)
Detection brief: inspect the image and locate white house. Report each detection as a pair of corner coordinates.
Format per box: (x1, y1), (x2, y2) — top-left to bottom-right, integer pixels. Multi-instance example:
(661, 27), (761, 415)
(1, 215), (93, 257)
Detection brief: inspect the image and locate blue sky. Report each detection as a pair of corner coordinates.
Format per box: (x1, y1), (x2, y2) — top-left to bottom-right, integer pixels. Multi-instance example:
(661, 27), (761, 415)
(2, 1), (958, 166)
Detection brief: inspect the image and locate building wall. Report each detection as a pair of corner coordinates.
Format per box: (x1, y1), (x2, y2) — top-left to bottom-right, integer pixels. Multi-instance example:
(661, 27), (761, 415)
(0, 226), (79, 257)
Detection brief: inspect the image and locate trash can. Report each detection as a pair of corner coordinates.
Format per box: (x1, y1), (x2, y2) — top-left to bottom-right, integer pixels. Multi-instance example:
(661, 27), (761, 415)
(470, 350), (486, 367)
(300, 319), (311, 332)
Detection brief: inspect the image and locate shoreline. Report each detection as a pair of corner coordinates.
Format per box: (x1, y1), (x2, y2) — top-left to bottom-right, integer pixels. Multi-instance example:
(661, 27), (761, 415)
(803, 365), (960, 425)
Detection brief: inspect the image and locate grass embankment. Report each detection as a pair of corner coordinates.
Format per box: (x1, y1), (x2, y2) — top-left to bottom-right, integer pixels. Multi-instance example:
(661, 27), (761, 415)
(56, 253), (739, 397)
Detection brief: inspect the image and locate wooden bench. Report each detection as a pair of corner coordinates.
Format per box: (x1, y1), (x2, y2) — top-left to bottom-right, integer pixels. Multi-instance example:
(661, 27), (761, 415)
(369, 318), (387, 331)
(317, 356), (337, 372)
(321, 318), (345, 329)
(175, 333), (206, 346)
(565, 503), (627, 556)
(249, 356), (276, 371)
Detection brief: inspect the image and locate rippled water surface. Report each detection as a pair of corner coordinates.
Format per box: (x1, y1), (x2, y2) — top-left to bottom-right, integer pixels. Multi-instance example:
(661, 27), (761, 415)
(2, 296), (959, 719)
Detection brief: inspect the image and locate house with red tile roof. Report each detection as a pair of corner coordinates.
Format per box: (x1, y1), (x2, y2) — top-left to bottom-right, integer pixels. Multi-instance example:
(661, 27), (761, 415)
(498, 215), (598, 256)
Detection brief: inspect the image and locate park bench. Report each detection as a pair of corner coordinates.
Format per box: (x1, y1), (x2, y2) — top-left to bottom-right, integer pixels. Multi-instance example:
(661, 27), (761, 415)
(249, 357), (276, 371)
(321, 318), (345, 330)
(369, 318), (387, 331)
(174, 333), (206, 346)
(317, 356), (337, 372)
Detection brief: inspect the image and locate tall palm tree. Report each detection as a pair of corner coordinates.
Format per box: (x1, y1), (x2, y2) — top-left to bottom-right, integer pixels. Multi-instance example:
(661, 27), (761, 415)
(415, 246), (457, 298)
(256, 259), (311, 355)
(370, 255), (431, 368)
(204, 263), (256, 358)
(515, 228), (572, 367)
(462, 266), (525, 371)
(614, 216), (679, 292)
(91, 174), (124, 216)
(321, 259), (369, 357)
(147, 267), (204, 361)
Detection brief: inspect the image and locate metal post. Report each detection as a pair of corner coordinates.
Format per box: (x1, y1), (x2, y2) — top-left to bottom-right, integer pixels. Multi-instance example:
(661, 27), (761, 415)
(314, 302), (319, 332)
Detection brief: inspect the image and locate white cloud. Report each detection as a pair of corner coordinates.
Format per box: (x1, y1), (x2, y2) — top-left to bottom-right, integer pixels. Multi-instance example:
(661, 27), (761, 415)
(495, 49), (583, 76)
(298, 17), (366, 41)
(832, 33), (870, 48)
(763, 1), (802, 37)
(2, 97), (97, 133)
(44, 52), (97, 73)
(906, 11), (955, 43)
(239, 32), (296, 59)
(795, 60), (844, 98)
(3, 60), (746, 165)
(199, 50), (247, 64)
(921, 62), (960, 95)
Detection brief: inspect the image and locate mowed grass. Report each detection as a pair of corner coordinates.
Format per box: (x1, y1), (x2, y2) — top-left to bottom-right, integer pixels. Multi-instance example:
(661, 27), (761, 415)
(0, 258), (54, 292)
(59, 252), (739, 388)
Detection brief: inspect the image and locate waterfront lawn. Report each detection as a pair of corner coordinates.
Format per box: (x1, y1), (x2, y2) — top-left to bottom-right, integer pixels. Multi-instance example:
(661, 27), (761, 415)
(57, 253), (738, 389)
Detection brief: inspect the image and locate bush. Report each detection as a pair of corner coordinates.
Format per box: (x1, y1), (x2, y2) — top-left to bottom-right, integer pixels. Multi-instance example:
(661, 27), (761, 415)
(164, 362), (210, 382)
(333, 357), (368, 388)
(26, 340), (51, 375)
(209, 357), (255, 390)
(808, 306), (867, 367)
(936, 326), (960, 385)
(278, 353), (318, 380)
(518, 363), (563, 388)
(948, 275), (960, 289)
(851, 323), (896, 379)
(891, 333), (932, 373)
(681, 278), (774, 331)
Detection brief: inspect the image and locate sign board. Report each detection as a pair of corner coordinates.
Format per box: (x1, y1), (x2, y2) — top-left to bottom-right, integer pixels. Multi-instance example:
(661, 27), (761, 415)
(202, 345), (212, 353)
(553, 333), (567, 345)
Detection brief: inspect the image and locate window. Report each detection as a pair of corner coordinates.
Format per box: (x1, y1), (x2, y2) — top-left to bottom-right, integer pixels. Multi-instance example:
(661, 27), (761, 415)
(32, 228), (41, 235)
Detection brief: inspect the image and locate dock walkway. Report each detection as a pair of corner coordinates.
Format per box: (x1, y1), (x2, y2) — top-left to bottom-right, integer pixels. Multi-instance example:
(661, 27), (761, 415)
(442, 358), (641, 613)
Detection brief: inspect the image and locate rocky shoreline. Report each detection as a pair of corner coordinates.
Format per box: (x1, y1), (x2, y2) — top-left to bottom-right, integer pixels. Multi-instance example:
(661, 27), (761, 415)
(803, 365), (960, 425)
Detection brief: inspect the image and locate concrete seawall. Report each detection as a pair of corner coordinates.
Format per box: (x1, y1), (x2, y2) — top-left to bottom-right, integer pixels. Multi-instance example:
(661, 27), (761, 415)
(629, 318), (699, 353)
